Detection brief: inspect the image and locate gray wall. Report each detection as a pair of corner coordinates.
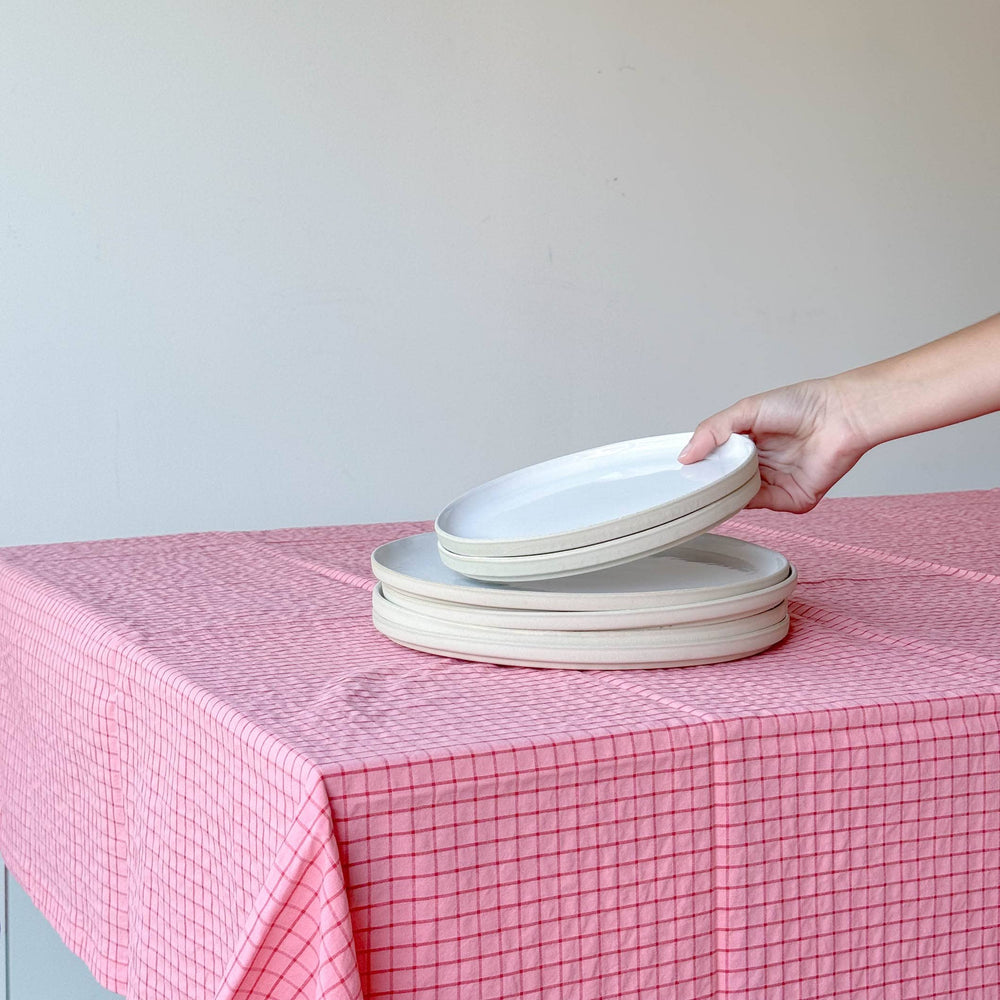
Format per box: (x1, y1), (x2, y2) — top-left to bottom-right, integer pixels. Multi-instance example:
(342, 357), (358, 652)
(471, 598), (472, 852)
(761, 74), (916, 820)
(3, 1), (998, 546)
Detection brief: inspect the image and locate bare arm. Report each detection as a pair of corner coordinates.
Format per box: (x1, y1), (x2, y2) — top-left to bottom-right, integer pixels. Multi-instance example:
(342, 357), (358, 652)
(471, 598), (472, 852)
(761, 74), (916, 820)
(678, 312), (1000, 512)
(841, 312), (1000, 447)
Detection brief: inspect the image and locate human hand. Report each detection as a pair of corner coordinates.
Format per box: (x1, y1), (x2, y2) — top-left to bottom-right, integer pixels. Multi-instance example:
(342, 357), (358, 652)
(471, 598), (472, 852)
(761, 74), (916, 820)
(677, 377), (869, 513)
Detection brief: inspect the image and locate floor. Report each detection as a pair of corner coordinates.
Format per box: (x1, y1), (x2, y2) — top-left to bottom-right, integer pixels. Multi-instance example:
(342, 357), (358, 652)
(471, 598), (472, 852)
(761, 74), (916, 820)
(1, 858), (123, 1000)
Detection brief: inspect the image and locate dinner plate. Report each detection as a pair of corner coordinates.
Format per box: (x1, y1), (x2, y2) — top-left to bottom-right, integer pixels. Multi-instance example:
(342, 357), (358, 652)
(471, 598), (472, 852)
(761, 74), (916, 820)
(374, 583), (788, 645)
(435, 432), (757, 557)
(373, 599), (790, 670)
(438, 473), (760, 582)
(372, 531), (791, 612)
(381, 564), (797, 630)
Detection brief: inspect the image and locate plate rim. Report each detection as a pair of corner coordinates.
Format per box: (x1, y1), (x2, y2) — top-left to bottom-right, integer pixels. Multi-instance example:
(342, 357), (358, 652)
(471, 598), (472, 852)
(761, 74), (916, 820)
(434, 432), (757, 557)
(374, 582), (789, 646)
(381, 564), (797, 630)
(373, 602), (790, 668)
(437, 472), (760, 582)
(372, 530), (792, 611)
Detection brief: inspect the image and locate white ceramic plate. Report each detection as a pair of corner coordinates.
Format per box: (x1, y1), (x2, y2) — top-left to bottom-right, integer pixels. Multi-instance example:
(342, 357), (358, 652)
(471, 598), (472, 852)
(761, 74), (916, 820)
(381, 564), (797, 630)
(374, 582), (787, 644)
(435, 432), (757, 557)
(372, 531), (791, 611)
(373, 598), (790, 670)
(438, 473), (760, 582)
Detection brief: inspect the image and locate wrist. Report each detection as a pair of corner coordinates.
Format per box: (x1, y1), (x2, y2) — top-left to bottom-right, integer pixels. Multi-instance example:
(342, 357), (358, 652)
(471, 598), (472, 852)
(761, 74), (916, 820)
(822, 372), (878, 458)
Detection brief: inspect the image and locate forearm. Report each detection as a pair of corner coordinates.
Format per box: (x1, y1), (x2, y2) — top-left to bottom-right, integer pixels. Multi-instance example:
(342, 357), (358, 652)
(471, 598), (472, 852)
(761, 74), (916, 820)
(832, 312), (1000, 451)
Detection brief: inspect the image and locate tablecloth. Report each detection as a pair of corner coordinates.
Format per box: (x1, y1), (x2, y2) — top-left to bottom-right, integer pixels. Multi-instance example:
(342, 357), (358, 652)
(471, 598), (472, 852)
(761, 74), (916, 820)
(1, 490), (999, 1000)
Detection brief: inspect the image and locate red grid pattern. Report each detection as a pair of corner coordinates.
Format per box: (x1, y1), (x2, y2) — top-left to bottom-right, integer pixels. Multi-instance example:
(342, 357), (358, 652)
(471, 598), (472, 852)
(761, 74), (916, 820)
(0, 491), (999, 999)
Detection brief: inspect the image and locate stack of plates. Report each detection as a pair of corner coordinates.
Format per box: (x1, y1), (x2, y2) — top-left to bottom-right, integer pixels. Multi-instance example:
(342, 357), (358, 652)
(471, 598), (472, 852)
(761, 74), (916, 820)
(435, 433), (760, 581)
(372, 532), (795, 669)
(371, 432), (795, 670)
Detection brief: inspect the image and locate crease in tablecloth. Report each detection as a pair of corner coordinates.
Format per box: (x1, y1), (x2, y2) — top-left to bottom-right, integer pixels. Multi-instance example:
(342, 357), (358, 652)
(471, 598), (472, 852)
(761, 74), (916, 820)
(238, 508), (1000, 996)
(733, 519), (1000, 587)
(0, 556), (138, 992)
(218, 765), (362, 1000)
(244, 512), (1000, 717)
(2, 493), (1000, 1000)
(0, 545), (368, 1000)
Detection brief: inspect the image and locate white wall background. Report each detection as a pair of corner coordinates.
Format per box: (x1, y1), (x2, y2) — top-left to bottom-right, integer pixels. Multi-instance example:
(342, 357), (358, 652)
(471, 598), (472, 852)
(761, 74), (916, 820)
(2, 0), (998, 546)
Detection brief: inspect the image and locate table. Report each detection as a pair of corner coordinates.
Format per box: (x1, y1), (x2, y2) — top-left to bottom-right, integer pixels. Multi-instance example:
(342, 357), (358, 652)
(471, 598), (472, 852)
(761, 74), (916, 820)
(1, 491), (998, 1000)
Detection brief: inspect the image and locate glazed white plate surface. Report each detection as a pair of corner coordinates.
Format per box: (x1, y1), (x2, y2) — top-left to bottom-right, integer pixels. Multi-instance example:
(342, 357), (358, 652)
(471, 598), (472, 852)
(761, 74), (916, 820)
(372, 530), (791, 611)
(438, 473), (760, 582)
(381, 564), (796, 631)
(435, 432), (757, 557)
(373, 597), (790, 670)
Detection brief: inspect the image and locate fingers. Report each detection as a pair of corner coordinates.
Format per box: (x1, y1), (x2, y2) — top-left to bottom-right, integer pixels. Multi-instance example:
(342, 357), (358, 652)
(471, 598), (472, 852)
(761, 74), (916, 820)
(745, 484), (793, 511)
(746, 481), (821, 514)
(678, 399), (757, 465)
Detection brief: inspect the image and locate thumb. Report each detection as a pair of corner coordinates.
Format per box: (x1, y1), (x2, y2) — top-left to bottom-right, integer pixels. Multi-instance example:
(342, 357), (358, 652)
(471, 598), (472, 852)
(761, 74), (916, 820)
(678, 400), (756, 464)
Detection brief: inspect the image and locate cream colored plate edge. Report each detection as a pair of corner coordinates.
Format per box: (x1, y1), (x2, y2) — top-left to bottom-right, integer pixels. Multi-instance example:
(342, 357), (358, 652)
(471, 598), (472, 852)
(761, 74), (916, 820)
(373, 531), (791, 612)
(374, 583), (788, 646)
(373, 606), (790, 670)
(382, 565), (797, 630)
(438, 472), (761, 582)
(436, 433), (758, 558)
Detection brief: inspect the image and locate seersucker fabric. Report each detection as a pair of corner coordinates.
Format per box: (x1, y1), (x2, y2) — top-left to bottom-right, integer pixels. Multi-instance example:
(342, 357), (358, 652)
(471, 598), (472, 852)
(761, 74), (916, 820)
(0, 492), (999, 999)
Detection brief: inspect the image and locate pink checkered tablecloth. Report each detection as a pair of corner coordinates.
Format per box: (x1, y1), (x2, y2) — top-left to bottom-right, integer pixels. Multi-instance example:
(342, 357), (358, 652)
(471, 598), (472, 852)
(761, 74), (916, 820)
(1, 491), (999, 1000)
